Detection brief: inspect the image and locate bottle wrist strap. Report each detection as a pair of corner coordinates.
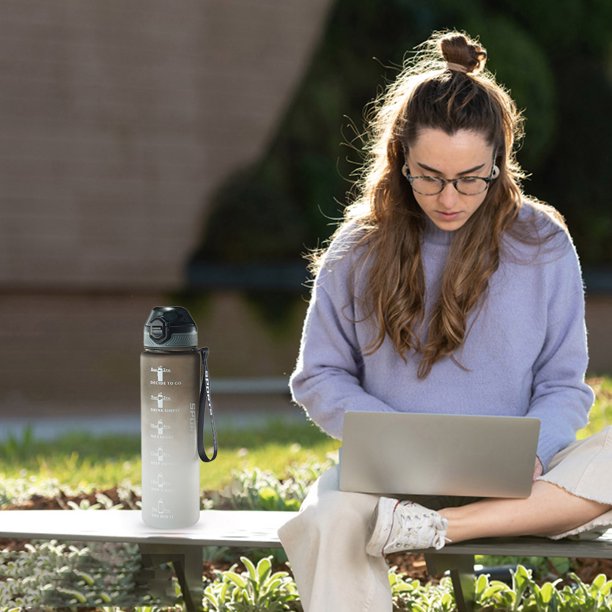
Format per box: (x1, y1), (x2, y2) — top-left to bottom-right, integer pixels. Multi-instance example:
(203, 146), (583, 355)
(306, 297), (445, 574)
(197, 347), (218, 462)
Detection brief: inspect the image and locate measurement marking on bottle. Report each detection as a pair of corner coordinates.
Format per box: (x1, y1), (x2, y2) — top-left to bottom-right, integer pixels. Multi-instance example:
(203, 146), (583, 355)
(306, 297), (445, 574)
(150, 419), (174, 439)
(151, 499), (173, 519)
(152, 366), (171, 382)
(151, 472), (174, 492)
(151, 393), (171, 409)
(150, 447), (177, 465)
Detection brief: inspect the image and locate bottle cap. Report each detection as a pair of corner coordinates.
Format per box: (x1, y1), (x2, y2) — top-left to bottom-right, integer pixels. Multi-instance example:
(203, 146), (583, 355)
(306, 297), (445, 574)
(144, 306), (198, 348)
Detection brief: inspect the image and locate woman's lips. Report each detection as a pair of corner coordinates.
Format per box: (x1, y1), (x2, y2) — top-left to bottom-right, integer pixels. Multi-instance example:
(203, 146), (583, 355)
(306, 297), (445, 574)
(437, 211), (461, 220)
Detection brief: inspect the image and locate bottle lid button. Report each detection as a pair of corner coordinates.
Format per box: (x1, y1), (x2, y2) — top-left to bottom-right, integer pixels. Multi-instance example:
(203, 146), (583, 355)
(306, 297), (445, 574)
(149, 317), (169, 342)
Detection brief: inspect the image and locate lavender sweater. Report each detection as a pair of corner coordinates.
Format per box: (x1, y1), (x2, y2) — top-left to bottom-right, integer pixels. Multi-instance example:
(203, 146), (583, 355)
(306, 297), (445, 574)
(290, 203), (594, 470)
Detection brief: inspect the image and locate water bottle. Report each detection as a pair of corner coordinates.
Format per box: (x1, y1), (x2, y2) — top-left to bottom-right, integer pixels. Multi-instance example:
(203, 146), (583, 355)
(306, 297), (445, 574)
(140, 306), (217, 528)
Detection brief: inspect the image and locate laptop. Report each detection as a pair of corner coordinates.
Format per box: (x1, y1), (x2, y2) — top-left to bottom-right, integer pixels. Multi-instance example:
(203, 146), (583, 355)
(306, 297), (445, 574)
(339, 412), (540, 498)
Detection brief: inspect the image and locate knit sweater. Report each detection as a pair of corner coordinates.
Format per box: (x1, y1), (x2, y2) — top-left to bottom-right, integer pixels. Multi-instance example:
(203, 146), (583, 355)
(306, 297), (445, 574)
(290, 202), (594, 470)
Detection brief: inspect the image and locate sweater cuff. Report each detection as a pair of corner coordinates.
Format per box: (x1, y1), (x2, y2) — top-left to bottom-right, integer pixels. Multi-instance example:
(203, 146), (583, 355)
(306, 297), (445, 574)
(537, 438), (561, 473)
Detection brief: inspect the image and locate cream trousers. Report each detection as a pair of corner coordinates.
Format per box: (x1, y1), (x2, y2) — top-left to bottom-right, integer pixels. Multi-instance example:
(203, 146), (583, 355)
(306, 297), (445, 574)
(278, 465), (392, 612)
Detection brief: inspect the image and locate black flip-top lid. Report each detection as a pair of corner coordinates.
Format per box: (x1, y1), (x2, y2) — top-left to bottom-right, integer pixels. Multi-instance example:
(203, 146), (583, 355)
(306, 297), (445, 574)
(144, 306), (198, 348)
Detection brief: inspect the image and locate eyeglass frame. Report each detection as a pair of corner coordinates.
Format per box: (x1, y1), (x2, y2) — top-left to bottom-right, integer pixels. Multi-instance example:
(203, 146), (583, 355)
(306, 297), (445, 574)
(401, 159), (499, 196)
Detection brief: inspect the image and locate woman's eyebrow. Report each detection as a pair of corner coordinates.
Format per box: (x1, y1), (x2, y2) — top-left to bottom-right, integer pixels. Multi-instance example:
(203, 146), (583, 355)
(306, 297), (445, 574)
(416, 161), (486, 176)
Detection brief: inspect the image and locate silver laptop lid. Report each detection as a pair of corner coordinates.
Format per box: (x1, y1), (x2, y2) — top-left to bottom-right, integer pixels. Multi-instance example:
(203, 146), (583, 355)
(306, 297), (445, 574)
(339, 412), (540, 498)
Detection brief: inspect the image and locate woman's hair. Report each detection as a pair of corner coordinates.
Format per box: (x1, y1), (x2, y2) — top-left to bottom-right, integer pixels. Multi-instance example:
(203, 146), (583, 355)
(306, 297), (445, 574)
(314, 30), (563, 378)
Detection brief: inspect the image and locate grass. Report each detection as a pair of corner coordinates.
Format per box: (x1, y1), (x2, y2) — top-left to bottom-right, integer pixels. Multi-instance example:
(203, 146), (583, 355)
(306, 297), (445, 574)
(0, 376), (609, 494)
(577, 376), (612, 439)
(0, 417), (339, 493)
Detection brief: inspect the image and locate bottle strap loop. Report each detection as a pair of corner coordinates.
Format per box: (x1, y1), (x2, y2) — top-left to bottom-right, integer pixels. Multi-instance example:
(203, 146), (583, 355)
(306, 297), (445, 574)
(197, 347), (218, 462)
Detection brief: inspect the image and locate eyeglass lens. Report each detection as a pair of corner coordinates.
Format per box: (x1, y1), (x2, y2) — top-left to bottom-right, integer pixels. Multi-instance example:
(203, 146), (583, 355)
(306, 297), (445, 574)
(411, 176), (489, 195)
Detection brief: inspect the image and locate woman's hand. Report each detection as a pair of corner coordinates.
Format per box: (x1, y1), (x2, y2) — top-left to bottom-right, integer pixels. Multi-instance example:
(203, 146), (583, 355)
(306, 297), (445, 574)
(533, 456), (543, 481)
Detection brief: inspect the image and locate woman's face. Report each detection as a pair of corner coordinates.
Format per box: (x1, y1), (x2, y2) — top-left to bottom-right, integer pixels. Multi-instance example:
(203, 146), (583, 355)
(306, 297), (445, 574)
(404, 128), (496, 232)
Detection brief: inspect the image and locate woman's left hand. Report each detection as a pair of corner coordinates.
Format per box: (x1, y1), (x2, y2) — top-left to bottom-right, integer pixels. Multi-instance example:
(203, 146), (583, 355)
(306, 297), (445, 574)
(533, 457), (543, 480)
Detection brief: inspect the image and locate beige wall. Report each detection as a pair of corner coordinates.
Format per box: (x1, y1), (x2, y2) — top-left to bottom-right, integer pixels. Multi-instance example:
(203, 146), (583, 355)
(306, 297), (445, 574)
(0, 292), (307, 418)
(0, 0), (332, 290)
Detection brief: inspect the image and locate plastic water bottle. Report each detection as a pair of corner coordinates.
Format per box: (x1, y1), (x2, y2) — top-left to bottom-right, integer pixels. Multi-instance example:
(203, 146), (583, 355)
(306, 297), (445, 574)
(140, 306), (217, 528)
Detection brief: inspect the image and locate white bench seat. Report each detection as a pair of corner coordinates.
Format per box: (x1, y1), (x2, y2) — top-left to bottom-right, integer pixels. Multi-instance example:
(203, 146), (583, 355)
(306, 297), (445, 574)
(0, 509), (294, 548)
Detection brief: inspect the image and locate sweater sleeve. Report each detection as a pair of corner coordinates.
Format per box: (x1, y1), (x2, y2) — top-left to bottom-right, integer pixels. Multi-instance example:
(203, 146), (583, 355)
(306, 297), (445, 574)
(528, 239), (595, 470)
(290, 249), (394, 439)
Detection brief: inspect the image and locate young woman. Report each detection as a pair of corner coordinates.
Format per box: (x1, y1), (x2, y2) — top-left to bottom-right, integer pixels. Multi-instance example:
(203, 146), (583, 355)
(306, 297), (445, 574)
(278, 30), (612, 611)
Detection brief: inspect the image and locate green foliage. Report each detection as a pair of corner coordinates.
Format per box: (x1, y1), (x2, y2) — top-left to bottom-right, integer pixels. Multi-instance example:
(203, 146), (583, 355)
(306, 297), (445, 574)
(0, 540), (154, 608)
(192, 0), (612, 276)
(459, 13), (556, 167)
(578, 377), (612, 440)
(195, 166), (308, 265)
(473, 563), (612, 611)
(475, 554), (570, 582)
(389, 569), (456, 611)
(217, 462), (333, 512)
(203, 556), (301, 611)
(2, 548), (610, 610)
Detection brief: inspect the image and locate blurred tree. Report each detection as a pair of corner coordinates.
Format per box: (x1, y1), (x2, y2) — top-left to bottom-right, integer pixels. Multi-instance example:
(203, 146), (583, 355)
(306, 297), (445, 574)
(191, 0), (612, 276)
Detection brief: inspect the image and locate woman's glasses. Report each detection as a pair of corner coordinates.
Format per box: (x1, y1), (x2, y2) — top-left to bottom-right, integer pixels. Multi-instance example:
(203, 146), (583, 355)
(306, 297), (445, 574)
(402, 164), (498, 196)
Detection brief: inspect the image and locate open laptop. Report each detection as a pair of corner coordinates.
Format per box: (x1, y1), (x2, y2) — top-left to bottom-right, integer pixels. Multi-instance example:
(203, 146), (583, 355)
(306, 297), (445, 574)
(339, 412), (540, 498)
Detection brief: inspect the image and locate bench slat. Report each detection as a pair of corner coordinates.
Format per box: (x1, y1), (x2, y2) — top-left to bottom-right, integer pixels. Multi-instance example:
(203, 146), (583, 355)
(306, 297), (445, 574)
(0, 509), (294, 548)
(438, 533), (612, 559)
(1, 509), (611, 558)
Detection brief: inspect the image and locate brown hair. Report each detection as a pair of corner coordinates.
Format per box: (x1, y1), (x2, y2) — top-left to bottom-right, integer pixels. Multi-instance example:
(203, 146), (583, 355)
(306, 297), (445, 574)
(313, 30), (563, 378)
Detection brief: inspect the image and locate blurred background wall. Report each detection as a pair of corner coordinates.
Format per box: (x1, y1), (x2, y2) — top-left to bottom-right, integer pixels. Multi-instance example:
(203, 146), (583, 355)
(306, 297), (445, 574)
(0, 0), (610, 422)
(0, 0), (332, 418)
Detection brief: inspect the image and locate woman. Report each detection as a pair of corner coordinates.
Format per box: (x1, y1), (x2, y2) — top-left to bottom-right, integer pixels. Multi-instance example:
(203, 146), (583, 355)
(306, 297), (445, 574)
(278, 30), (612, 611)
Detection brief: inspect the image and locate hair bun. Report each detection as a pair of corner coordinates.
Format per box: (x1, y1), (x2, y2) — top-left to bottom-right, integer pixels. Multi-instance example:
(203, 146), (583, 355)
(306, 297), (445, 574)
(439, 33), (487, 74)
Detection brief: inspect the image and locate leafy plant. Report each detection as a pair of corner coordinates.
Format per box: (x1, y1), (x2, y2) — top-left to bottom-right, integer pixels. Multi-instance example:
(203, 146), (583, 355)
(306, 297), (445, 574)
(203, 555), (301, 611)
(557, 571), (612, 611)
(473, 564), (612, 611)
(389, 568), (456, 611)
(0, 540), (155, 608)
(475, 553), (570, 582)
(217, 461), (334, 512)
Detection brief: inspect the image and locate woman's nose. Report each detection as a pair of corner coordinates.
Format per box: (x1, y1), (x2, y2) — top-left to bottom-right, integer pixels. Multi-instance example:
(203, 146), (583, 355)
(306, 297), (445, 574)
(437, 180), (459, 208)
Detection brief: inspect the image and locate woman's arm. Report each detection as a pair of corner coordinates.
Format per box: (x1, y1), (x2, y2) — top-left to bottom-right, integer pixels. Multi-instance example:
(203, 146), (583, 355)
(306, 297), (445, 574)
(290, 257), (393, 439)
(527, 240), (595, 470)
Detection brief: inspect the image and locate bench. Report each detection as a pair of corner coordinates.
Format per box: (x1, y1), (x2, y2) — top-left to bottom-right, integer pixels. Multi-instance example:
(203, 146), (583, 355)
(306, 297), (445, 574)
(1, 509), (611, 611)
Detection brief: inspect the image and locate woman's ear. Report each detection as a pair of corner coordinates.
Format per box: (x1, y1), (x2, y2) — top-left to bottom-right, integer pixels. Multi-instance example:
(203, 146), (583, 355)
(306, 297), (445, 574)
(491, 164), (500, 179)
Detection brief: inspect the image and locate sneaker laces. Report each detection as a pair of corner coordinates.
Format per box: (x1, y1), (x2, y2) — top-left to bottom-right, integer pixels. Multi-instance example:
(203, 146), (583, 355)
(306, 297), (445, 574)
(391, 501), (448, 551)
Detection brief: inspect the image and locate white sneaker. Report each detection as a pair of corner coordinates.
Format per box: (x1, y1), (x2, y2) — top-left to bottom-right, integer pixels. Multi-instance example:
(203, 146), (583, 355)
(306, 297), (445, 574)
(366, 497), (448, 556)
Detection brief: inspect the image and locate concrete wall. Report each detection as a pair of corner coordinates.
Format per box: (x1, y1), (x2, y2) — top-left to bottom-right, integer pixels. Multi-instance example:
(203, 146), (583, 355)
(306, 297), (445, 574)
(0, 0), (332, 290)
(0, 0), (335, 418)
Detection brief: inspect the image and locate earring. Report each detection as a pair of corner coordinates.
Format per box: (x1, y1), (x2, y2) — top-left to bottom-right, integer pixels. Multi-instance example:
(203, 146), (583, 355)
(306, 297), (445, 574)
(491, 165), (500, 179)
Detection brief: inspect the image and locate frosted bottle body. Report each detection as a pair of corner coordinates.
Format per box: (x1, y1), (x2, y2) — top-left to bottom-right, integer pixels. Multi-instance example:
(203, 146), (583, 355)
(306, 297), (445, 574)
(141, 348), (201, 528)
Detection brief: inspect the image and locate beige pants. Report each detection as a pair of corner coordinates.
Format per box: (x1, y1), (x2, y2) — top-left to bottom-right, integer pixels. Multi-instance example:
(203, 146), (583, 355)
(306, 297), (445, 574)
(278, 427), (612, 612)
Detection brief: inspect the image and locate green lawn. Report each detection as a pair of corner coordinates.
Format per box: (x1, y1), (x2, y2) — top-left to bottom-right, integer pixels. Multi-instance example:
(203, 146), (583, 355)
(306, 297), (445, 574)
(0, 376), (609, 496)
(0, 417), (338, 495)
